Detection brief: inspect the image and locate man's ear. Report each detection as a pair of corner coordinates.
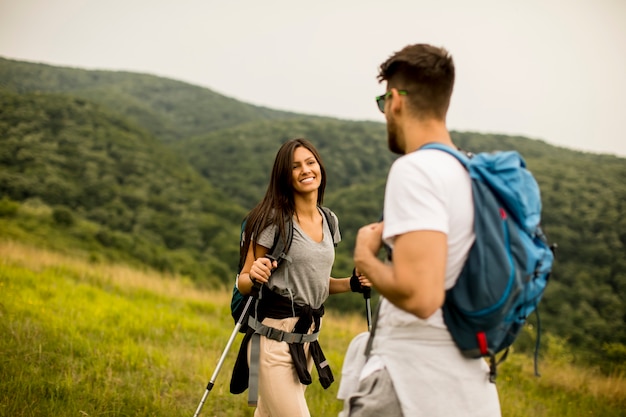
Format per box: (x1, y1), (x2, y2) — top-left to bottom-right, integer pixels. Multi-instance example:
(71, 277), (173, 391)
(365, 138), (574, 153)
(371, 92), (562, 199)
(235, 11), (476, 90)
(389, 88), (404, 116)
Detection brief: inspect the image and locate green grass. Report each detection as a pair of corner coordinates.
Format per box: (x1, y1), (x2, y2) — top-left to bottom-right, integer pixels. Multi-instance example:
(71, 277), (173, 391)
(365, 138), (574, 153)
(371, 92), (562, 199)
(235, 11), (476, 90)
(1, 240), (624, 416)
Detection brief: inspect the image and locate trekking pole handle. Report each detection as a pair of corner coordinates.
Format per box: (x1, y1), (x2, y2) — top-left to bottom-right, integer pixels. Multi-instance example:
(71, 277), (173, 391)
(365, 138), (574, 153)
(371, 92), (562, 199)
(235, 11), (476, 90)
(264, 254), (279, 269)
(248, 256), (273, 298)
(351, 267), (373, 331)
(362, 285), (371, 300)
(363, 283), (372, 332)
(365, 297), (372, 332)
(350, 268), (369, 294)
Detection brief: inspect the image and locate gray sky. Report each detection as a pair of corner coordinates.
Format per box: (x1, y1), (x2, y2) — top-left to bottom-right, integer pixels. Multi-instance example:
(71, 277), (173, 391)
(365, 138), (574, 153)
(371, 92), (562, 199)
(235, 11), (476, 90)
(1, 0), (625, 156)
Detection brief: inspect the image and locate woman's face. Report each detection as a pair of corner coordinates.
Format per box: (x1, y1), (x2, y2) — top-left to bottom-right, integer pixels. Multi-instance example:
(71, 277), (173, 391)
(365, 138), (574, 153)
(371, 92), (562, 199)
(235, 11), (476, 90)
(291, 146), (322, 195)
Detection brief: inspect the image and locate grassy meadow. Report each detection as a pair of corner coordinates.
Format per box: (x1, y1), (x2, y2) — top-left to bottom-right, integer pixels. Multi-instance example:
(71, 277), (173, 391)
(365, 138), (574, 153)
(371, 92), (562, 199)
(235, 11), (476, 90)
(1, 240), (624, 417)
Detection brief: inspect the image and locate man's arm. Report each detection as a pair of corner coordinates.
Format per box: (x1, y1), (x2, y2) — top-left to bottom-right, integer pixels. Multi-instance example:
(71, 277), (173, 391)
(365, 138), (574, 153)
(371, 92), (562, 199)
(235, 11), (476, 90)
(354, 222), (447, 319)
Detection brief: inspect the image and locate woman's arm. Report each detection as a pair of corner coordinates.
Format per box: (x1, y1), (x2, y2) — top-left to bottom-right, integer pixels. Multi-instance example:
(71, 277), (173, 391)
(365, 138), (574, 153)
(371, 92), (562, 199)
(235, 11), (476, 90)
(328, 271), (370, 295)
(329, 277), (351, 294)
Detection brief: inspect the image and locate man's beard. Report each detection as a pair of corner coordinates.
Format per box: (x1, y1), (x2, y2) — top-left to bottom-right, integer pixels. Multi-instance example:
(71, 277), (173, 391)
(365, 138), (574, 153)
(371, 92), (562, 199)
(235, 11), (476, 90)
(386, 115), (404, 155)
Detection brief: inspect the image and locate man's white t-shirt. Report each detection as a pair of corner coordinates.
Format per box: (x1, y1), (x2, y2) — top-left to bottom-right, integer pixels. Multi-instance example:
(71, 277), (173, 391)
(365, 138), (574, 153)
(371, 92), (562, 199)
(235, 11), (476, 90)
(377, 148), (474, 329)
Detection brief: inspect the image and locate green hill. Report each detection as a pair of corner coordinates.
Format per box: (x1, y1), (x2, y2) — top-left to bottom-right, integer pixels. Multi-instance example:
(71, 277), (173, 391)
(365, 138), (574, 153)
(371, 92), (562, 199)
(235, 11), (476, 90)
(0, 57), (624, 370)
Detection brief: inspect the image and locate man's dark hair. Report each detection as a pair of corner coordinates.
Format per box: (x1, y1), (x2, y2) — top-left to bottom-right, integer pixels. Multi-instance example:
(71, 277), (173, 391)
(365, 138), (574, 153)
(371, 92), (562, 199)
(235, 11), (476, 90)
(377, 44), (455, 120)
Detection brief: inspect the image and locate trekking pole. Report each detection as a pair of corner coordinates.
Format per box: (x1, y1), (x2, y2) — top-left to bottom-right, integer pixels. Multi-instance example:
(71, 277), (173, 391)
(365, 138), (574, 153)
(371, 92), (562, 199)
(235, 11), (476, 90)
(363, 286), (372, 332)
(352, 267), (372, 332)
(193, 294), (255, 417)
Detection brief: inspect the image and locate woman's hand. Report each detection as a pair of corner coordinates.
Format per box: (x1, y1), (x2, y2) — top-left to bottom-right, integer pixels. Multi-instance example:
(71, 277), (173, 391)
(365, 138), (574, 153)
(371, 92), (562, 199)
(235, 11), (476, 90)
(350, 268), (372, 293)
(249, 257), (277, 284)
(356, 269), (372, 288)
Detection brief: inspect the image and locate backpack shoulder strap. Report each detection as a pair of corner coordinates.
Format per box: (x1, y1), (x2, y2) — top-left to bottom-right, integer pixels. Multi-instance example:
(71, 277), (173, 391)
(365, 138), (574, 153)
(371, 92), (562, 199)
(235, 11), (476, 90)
(319, 206), (339, 247)
(239, 215), (295, 270)
(266, 216), (294, 264)
(420, 142), (471, 168)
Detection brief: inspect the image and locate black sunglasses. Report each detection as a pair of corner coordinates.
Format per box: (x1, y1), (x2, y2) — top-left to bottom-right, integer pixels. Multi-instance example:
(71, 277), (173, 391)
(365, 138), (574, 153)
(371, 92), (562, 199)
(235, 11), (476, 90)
(375, 90), (408, 113)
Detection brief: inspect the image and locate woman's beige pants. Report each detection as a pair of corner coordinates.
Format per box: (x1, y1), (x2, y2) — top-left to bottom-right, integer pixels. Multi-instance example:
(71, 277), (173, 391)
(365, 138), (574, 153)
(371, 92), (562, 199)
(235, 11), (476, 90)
(248, 317), (314, 417)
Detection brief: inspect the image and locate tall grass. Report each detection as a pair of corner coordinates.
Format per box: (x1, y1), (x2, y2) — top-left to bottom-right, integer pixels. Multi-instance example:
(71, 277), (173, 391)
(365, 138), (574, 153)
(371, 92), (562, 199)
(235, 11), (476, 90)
(1, 240), (624, 416)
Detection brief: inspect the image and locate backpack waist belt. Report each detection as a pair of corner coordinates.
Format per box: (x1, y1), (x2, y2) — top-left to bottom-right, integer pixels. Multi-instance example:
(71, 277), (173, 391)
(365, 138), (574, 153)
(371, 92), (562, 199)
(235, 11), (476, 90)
(248, 316), (320, 343)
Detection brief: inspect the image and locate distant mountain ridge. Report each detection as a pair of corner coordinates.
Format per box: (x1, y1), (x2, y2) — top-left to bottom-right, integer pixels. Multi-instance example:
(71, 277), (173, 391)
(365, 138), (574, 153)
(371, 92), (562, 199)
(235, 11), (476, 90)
(0, 56), (306, 142)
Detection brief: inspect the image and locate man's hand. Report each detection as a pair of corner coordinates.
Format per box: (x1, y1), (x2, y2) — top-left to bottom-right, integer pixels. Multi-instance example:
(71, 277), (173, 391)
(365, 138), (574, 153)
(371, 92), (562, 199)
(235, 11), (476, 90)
(354, 221), (384, 270)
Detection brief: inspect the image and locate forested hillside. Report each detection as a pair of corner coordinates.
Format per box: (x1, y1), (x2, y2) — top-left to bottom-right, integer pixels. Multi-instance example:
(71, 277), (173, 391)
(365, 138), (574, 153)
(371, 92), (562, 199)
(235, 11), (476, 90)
(1, 56), (624, 370)
(0, 57), (303, 142)
(0, 90), (245, 283)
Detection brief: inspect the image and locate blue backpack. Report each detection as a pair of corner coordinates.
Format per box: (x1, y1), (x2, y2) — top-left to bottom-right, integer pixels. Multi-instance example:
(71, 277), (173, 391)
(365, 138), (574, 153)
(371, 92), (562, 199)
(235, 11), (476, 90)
(230, 207), (338, 332)
(421, 143), (555, 382)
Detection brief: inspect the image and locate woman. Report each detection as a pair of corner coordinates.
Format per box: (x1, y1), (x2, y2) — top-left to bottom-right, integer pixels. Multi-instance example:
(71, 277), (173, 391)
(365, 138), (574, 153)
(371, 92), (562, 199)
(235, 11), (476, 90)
(230, 138), (368, 417)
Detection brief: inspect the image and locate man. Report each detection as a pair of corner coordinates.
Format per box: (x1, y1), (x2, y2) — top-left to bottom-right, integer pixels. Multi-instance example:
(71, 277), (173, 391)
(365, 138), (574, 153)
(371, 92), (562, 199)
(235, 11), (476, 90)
(344, 44), (501, 416)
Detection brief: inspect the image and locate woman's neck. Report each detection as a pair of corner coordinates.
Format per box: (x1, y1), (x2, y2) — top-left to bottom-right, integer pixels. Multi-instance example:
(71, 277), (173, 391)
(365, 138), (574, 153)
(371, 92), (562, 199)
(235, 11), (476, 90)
(293, 194), (319, 221)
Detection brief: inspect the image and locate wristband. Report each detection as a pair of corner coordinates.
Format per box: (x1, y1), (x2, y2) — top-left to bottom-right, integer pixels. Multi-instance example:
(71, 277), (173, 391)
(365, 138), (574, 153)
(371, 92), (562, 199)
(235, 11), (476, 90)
(350, 268), (364, 293)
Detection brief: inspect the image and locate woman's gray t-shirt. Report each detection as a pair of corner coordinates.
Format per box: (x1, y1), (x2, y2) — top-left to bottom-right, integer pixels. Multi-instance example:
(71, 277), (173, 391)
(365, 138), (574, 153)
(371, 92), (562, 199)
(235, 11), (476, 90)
(257, 209), (340, 309)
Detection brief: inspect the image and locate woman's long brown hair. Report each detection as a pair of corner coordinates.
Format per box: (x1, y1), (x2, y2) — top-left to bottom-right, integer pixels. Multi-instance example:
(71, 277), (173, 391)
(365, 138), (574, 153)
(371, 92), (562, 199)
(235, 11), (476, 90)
(239, 138), (327, 271)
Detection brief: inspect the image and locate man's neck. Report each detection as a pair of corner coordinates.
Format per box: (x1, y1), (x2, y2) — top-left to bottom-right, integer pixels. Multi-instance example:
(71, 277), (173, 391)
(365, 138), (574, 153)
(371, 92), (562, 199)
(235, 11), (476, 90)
(402, 118), (453, 154)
